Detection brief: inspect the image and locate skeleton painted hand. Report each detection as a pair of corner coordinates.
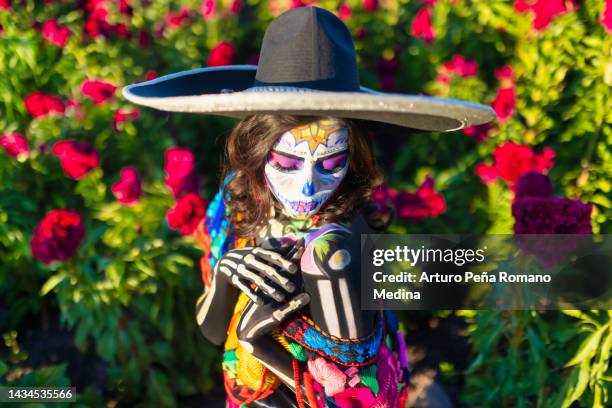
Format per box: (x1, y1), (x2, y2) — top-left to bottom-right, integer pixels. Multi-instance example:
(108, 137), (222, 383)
(216, 240), (303, 305)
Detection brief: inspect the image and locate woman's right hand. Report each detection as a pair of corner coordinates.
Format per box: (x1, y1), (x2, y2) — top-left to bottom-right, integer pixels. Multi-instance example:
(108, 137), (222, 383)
(215, 240), (303, 305)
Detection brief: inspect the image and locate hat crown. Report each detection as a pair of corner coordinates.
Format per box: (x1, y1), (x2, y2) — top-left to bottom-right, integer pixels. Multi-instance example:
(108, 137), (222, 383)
(254, 7), (360, 92)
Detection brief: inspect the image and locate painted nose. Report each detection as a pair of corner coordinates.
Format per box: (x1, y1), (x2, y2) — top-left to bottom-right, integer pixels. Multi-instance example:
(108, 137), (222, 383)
(301, 180), (315, 196)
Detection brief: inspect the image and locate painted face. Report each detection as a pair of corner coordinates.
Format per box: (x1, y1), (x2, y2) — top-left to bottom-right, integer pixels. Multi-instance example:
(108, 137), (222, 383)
(264, 119), (349, 219)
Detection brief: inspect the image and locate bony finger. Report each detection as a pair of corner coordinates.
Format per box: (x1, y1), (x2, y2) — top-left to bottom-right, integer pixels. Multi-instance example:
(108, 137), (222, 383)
(272, 293), (311, 322)
(253, 247), (298, 274)
(231, 275), (263, 305)
(236, 265), (285, 302)
(244, 254), (296, 293)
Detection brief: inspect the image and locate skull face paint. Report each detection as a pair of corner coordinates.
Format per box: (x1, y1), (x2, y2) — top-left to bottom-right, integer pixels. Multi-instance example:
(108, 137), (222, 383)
(264, 119), (349, 219)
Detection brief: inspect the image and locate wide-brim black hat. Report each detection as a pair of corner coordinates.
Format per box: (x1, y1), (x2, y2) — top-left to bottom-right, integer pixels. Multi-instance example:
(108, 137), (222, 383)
(123, 6), (495, 132)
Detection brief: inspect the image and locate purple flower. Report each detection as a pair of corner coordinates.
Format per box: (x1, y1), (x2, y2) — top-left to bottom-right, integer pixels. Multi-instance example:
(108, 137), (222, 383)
(512, 197), (592, 234)
(515, 171), (553, 199)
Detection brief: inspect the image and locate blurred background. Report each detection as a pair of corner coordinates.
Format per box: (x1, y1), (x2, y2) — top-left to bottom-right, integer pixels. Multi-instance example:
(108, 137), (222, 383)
(0, 0), (610, 407)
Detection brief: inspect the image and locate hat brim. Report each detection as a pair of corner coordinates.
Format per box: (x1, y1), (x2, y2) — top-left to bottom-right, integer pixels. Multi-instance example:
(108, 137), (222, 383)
(122, 65), (495, 132)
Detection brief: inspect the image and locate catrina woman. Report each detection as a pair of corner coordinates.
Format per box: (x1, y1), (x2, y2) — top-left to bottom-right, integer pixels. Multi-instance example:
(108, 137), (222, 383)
(123, 6), (494, 408)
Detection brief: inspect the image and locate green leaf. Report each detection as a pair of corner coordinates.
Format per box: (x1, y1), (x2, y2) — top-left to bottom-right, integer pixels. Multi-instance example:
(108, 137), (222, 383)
(40, 273), (66, 296)
(565, 325), (607, 367)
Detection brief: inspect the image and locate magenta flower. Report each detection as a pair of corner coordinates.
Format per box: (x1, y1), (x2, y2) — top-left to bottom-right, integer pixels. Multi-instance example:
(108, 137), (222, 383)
(24, 92), (65, 118)
(31, 209), (85, 264)
(81, 80), (117, 105)
(491, 87), (516, 122)
(52, 140), (100, 180)
(411, 7), (435, 43)
(164, 147), (199, 198)
(112, 167), (142, 205)
(166, 193), (207, 235)
(514, 171), (553, 199)
(0, 133), (29, 158)
(512, 197), (592, 234)
(42, 19), (71, 47)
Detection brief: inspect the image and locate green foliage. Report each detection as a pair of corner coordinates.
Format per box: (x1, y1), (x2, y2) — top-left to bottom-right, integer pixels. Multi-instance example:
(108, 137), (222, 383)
(0, 0), (610, 406)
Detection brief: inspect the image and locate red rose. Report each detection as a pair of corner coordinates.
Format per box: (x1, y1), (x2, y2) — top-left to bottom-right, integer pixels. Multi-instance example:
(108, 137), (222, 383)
(81, 80), (117, 105)
(145, 70), (157, 81)
(113, 108), (139, 131)
(362, 0), (379, 13)
(514, 0), (570, 31)
(31, 209), (85, 264)
(411, 7), (435, 43)
(0, 133), (29, 158)
(164, 147), (199, 198)
(24, 92), (65, 118)
(394, 176), (446, 222)
(462, 123), (492, 143)
(167, 7), (191, 28)
(207, 41), (236, 67)
(52, 140), (100, 179)
(490, 87), (516, 121)
(338, 2), (352, 20)
(166, 193), (207, 235)
(229, 0), (242, 15)
(476, 142), (555, 188)
(602, 0), (612, 33)
(111, 166), (142, 204)
(201, 0), (215, 20)
(42, 19), (71, 47)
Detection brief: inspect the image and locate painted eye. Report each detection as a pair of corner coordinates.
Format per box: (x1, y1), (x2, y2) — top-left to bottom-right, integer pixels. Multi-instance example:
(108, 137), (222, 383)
(318, 153), (347, 173)
(268, 151), (304, 171)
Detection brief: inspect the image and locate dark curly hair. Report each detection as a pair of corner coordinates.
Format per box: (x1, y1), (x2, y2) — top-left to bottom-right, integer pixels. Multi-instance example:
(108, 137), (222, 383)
(221, 114), (382, 238)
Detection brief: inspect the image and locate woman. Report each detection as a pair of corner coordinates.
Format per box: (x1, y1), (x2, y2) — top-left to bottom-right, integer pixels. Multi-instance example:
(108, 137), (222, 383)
(122, 6), (494, 407)
(196, 115), (404, 407)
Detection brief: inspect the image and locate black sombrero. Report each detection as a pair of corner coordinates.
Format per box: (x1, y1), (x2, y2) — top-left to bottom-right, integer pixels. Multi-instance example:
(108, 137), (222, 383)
(122, 6), (495, 132)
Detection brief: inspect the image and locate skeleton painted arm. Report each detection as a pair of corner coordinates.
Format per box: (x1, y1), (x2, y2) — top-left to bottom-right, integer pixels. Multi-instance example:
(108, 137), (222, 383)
(195, 243), (300, 345)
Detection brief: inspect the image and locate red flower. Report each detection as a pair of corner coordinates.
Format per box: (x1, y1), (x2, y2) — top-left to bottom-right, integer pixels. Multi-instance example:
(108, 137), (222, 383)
(24, 92), (65, 118)
(83, 1), (113, 39)
(394, 176), (446, 222)
(514, 0), (571, 31)
(31, 209), (85, 264)
(145, 70), (157, 81)
(112, 166), (142, 204)
(229, 0), (242, 15)
(201, 0), (216, 20)
(411, 7), (435, 43)
(113, 108), (140, 131)
(167, 7), (191, 28)
(462, 123), (492, 143)
(339, 2), (352, 20)
(444, 55), (478, 77)
(475, 163), (498, 184)
(491, 87), (516, 122)
(81, 80), (117, 105)
(42, 19), (71, 47)
(476, 142), (555, 188)
(166, 193), (207, 235)
(437, 54), (478, 85)
(207, 41), (236, 67)
(495, 65), (515, 83)
(0, 0), (9, 10)
(52, 140), (100, 179)
(602, 0), (612, 33)
(362, 0), (379, 13)
(164, 147), (199, 198)
(0, 133), (29, 158)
